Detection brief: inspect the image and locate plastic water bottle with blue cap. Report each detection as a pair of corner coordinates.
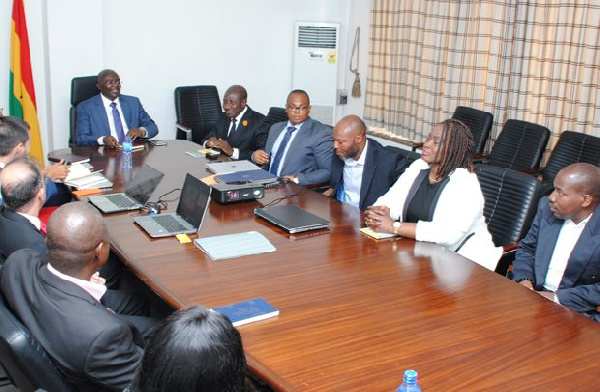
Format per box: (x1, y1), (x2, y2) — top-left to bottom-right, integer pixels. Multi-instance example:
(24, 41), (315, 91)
(122, 136), (133, 169)
(396, 369), (421, 392)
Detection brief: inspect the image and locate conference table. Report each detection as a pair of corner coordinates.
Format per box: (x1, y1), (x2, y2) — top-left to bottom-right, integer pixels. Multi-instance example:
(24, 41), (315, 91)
(66, 140), (600, 391)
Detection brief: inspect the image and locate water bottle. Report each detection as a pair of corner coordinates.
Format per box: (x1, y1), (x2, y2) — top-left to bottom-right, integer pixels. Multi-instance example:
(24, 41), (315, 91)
(122, 136), (133, 169)
(396, 370), (421, 392)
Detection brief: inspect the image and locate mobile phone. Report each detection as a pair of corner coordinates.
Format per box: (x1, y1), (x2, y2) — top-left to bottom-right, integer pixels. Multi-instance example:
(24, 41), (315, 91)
(150, 140), (167, 146)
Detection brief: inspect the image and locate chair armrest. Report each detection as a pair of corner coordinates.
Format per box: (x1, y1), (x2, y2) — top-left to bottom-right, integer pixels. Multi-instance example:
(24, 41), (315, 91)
(519, 167), (543, 175)
(472, 153), (490, 164)
(502, 242), (518, 253)
(176, 123), (192, 133)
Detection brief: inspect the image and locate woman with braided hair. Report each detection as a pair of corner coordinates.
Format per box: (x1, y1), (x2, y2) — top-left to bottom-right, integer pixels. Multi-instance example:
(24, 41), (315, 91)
(365, 119), (501, 270)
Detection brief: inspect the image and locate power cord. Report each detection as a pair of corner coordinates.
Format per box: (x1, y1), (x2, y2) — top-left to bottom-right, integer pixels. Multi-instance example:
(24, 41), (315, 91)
(141, 188), (181, 215)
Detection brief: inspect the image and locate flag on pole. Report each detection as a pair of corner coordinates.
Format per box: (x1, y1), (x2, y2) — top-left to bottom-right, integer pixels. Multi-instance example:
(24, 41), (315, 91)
(9, 0), (44, 166)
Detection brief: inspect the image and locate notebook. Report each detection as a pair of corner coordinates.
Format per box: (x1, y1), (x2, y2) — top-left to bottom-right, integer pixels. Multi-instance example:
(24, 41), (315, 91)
(133, 173), (211, 238)
(212, 298), (279, 327)
(215, 169), (278, 185)
(254, 205), (330, 234)
(88, 165), (164, 213)
(205, 160), (261, 174)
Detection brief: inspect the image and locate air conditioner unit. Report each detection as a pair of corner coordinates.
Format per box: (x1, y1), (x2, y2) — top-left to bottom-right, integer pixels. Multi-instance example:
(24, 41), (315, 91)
(292, 22), (340, 126)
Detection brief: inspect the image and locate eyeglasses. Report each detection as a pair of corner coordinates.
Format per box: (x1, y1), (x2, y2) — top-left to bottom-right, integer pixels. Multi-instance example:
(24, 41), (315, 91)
(286, 105), (309, 113)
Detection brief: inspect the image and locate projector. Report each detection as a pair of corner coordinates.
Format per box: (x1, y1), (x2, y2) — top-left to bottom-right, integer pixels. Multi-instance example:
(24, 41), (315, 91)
(210, 182), (265, 204)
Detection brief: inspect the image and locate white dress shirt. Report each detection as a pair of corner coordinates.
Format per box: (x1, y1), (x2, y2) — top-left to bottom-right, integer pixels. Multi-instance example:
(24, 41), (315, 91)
(47, 263), (107, 302)
(340, 140), (369, 208)
(228, 106), (247, 160)
(97, 95), (129, 145)
(544, 213), (592, 293)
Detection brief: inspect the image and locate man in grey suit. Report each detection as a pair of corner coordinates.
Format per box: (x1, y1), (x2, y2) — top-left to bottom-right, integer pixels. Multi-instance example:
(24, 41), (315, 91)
(252, 90), (333, 185)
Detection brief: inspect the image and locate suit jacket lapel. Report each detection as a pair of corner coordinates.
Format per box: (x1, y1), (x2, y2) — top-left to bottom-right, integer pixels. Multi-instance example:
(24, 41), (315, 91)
(535, 211), (564, 285)
(229, 109), (251, 143)
(93, 95), (111, 133)
(560, 212), (600, 287)
(360, 141), (376, 208)
(281, 118), (312, 174)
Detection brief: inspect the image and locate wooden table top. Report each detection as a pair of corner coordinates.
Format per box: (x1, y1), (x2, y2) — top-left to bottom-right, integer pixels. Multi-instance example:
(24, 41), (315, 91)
(70, 141), (600, 391)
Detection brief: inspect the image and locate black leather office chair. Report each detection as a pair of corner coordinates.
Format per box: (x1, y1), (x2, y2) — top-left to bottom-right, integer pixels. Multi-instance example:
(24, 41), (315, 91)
(385, 145), (421, 166)
(481, 119), (550, 171)
(451, 106), (493, 154)
(538, 131), (600, 195)
(70, 76), (99, 146)
(174, 85), (221, 144)
(476, 164), (542, 276)
(0, 291), (76, 392)
(263, 107), (288, 128)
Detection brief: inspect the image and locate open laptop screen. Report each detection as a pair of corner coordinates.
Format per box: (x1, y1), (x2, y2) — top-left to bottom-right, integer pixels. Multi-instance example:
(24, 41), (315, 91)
(177, 174), (212, 228)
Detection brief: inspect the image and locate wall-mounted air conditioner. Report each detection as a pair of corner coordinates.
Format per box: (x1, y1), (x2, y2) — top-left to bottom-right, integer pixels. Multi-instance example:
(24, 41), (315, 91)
(292, 22), (340, 126)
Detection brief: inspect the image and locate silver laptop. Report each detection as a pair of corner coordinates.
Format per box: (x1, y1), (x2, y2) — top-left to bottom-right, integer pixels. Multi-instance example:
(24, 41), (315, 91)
(205, 160), (261, 174)
(88, 165), (164, 213)
(133, 173), (211, 238)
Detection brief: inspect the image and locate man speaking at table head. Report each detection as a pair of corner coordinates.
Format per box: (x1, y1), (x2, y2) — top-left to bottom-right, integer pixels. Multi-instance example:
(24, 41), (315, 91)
(252, 89), (333, 185)
(203, 84), (268, 160)
(1, 202), (151, 390)
(512, 162), (600, 321)
(323, 115), (406, 210)
(75, 69), (158, 148)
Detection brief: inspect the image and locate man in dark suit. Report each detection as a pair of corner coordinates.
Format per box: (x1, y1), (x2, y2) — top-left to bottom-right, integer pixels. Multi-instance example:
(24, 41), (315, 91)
(0, 116), (70, 206)
(324, 115), (406, 210)
(252, 90), (333, 185)
(203, 85), (268, 160)
(75, 69), (158, 147)
(513, 163), (600, 321)
(0, 158), (46, 263)
(1, 202), (156, 391)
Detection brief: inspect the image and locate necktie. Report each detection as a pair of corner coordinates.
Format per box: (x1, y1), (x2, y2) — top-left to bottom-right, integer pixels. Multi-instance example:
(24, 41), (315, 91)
(110, 102), (126, 142)
(270, 126), (296, 175)
(228, 118), (237, 137)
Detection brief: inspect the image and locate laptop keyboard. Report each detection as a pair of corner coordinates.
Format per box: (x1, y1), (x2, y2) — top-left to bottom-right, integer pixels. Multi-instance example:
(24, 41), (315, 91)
(153, 215), (188, 232)
(106, 194), (138, 209)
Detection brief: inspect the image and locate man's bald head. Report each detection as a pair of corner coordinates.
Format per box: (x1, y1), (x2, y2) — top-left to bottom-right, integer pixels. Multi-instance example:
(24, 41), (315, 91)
(332, 115), (367, 160)
(0, 158), (44, 212)
(46, 202), (108, 274)
(559, 163), (600, 202)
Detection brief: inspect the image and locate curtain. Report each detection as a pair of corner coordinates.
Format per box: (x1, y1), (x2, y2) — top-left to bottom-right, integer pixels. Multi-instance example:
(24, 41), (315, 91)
(365, 0), (600, 155)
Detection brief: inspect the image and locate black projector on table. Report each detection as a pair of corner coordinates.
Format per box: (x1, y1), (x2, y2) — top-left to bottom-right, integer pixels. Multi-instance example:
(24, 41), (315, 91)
(210, 182), (265, 204)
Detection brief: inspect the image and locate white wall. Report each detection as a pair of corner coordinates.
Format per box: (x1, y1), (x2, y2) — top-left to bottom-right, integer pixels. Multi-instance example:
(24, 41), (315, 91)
(0, 0), (371, 154)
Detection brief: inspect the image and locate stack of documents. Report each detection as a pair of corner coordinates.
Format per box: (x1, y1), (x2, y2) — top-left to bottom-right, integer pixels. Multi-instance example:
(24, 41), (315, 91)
(63, 164), (112, 190)
(194, 231), (275, 260)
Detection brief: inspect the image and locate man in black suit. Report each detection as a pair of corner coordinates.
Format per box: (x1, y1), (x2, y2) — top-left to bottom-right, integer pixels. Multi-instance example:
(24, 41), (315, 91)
(324, 115), (406, 210)
(0, 158), (46, 263)
(1, 202), (157, 391)
(513, 163), (600, 321)
(203, 85), (268, 160)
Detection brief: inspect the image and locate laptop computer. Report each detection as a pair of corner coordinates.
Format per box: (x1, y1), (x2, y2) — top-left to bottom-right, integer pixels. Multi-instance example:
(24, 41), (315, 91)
(88, 165), (164, 213)
(205, 160), (261, 174)
(133, 173), (211, 238)
(254, 205), (330, 234)
(215, 168), (278, 185)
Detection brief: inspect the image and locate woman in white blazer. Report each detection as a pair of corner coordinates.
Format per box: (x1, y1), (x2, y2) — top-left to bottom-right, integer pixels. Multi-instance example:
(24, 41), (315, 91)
(364, 119), (501, 270)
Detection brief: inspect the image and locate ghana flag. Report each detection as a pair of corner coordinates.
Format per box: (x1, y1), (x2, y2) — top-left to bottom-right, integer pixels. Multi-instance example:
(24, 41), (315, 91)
(9, 0), (44, 165)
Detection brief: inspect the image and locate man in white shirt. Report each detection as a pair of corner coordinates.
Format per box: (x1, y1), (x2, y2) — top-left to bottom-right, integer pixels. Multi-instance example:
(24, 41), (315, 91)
(513, 162), (600, 321)
(324, 115), (406, 210)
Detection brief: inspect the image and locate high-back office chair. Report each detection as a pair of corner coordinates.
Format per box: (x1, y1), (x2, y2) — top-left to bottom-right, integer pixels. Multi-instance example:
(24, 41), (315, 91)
(538, 131), (600, 195)
(451, 106), (493, 155)
(385, 145), (421, 166)
(263, 107), (288, 128)
(483, 119), (550, 171)
(174, 85), (221, 144)
(0, 291), (76, 392)
(476, 164), (542, 276)
(70, 76), (99, 146)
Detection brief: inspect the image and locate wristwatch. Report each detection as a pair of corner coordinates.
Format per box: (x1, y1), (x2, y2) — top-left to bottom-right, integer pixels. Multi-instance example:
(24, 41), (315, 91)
(392, 221), (402, 235)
